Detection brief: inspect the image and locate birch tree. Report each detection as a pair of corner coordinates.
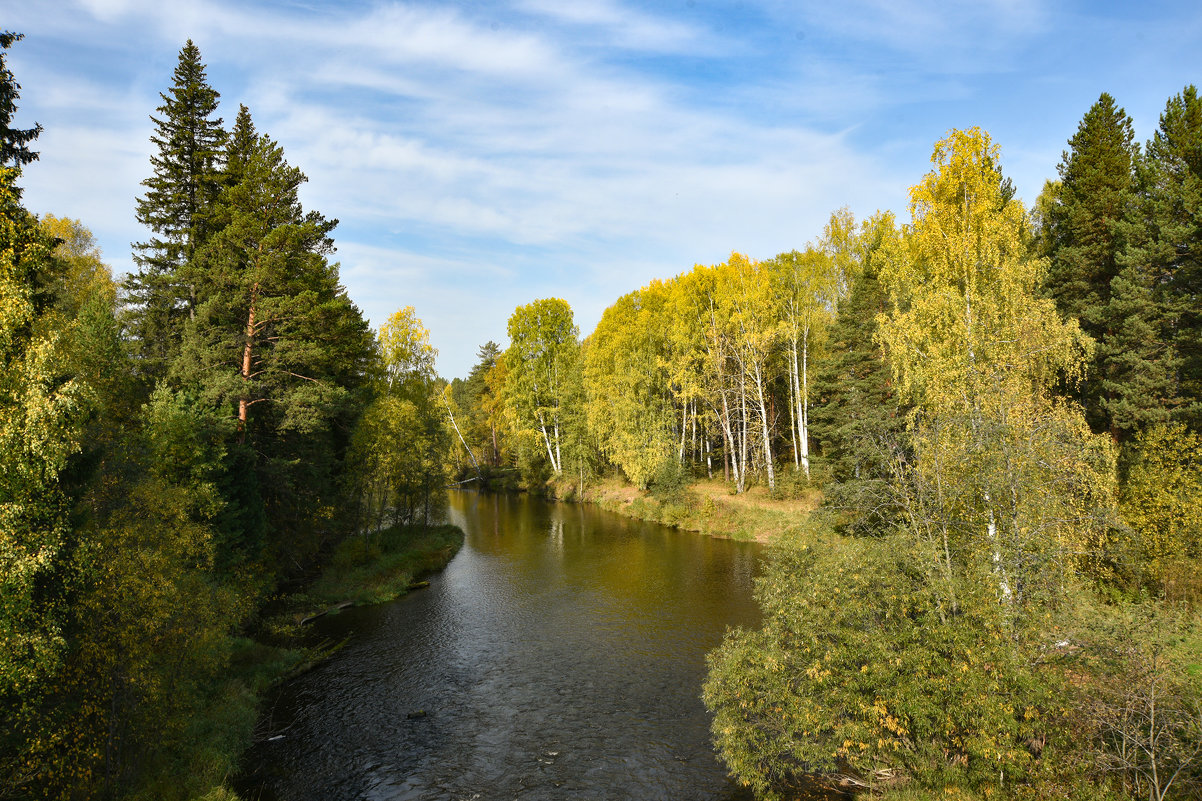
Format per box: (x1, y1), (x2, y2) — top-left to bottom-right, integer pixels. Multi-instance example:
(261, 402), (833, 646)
(719, 254), (780, 491)
(347, 307), (447, 530)
(0, 166), (90, 717)
(674, 264), (749, 491)
(876, 127), (1109, 612)
(770, 247), (838, 478)
(504, 298), (579, 476)
(583, 282), (676, 489)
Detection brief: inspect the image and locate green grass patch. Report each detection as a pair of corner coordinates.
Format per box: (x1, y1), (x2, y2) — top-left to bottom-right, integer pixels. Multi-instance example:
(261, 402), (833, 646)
(282, 524), (464, 623)
(131, 525), (463, 801)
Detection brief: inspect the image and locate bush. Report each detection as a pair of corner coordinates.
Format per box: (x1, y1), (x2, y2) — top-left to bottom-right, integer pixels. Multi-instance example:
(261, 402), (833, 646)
(649, 457), (690, 503)
(1065, 601), (1202, 801)
(704, 533), (1048, 799)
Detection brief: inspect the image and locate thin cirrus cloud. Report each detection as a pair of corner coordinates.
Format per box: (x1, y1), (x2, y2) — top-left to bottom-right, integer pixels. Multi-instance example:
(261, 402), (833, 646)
(9, 0), (1201, 376)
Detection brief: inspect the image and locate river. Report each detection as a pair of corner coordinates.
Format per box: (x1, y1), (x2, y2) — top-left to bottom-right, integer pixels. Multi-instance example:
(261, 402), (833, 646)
(237, 490), (764, 800)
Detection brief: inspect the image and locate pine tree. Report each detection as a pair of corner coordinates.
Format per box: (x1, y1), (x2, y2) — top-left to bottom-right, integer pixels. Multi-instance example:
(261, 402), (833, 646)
(125, 40), (226, 384)
(173, 115), (372, 564)
(0, 32), (41, 168)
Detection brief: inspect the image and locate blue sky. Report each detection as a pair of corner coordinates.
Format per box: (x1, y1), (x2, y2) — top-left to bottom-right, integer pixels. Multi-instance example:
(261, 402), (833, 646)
(8, 0), (1202, 378)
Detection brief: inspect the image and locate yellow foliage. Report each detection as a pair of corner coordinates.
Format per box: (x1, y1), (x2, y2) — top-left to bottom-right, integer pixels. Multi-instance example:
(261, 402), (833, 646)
(876, 127), (1091, 414)
(1120, 423), (1202, 586)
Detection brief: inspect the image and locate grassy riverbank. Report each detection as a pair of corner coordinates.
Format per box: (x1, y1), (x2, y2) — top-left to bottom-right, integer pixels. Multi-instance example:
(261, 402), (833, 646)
(277, 523), (465, 624)
(579, 476), (822, 544)
(145, 524), (465, 801)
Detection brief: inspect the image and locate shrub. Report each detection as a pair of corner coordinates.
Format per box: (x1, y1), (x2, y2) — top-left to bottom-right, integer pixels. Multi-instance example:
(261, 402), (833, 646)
(704, 534), (1048, 799)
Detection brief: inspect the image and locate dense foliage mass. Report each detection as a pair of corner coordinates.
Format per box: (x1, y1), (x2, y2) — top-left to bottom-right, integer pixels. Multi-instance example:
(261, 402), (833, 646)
(441, 97), (1202, 801)
(0, 36), (454, 800)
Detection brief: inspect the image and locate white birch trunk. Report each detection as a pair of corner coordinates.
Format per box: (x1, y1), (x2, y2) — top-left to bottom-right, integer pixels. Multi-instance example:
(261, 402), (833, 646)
(799, 327), (810, 479)
(753, 360), (775, 490)
(787, 343), (800, 470)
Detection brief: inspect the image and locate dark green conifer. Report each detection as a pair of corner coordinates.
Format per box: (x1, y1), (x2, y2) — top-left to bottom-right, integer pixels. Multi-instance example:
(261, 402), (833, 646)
(1099, 263), (1179, 437)
(1043, 93), (1139, 432)
(174, 115), (372, 564)
(811, 259), (901, 483)
(125, 40), (226, 384)
(811, 253), (905, 535)
(0, 31), (41, 168)
(1126, 85), (1202, 430)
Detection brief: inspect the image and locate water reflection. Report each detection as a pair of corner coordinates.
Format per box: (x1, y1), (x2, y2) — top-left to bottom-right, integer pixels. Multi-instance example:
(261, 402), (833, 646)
(239, 491), (764, 800)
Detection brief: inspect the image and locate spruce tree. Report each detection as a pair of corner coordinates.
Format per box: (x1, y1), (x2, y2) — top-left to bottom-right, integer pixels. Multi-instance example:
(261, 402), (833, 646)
(810, 258), (900, 485)
(1043, 93), (1138, 433)
(1100, 263), (1179, 436)
(0, 32), (41, 168)
(125, 40), (225, 384)
(1126, 85), (1202, 430)
(811, 217), (907, 534)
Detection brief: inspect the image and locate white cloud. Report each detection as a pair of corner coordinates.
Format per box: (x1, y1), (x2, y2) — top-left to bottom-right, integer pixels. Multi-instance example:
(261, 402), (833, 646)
(28, 0), (1195, 376)
(514, 0), (712, 52)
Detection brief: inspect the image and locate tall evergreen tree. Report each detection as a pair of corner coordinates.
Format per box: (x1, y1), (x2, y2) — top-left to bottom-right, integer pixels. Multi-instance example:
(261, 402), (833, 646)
(810, 214), (907, 534)
(1100, 263), (1179, 436)
(0, 32), (41, 168)
(1125, 85), (1202, 431)
(125, 40), (225, 383)
(1043, 93), (1139, 434)
(811, 222), (902, 484)
(463, 340), (503, 465)
(174, 114), (372, 564)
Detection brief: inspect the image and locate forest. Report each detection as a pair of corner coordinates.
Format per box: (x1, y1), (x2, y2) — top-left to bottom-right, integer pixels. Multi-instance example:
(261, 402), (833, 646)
(2, 27), (1201, 801)
(0, 35), (455, 800)
(445, 91), (1202, 799)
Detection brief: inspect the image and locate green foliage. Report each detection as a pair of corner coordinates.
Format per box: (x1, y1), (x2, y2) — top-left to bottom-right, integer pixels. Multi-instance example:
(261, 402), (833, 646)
(144, 387), (266, 571)
(705, 534), (1048, 799)
(504, 297), (581, 478)
(0, 31), (41, 168)
(1098, 261), (1179, 438)
(584, 283), (676, 489)
(1064, 600), (1202, 801)
(1045, 93), (1137, 333)
(811, 212), (906, 533)
(1123, 85), (1202, 432)
(0, 166), (91, 731)
(304, 524), (463, 607)
(347, 392), (448, 530)
(1117, 423), (1202, 596)
(126, 40), (226, 381)
(346, 308), (448, 531)
(877, 128), (1092, 415)
(168, 106), (373, 568)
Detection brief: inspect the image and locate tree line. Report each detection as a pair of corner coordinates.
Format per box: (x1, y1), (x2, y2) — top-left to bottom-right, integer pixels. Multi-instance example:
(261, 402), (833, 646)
(444, 93), (1202, 799)
(4, 23), (1201, 799)
(1, 36), (455, 799)
(449, 90), (1202, 596)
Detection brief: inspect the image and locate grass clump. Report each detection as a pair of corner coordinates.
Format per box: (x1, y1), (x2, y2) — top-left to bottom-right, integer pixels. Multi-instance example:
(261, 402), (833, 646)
(304, 523), (464, 608)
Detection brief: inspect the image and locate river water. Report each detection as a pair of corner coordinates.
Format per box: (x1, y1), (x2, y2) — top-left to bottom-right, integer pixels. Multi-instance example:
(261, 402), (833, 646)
(238, 491), (764, 800)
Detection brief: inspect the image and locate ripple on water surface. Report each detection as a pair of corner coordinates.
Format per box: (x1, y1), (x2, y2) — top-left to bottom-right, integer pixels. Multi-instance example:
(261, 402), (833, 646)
(239, 491), (766, 801)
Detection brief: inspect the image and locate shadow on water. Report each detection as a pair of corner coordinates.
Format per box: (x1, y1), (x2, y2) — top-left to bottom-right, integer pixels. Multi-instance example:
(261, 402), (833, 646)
(236, 491), (814, 800)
